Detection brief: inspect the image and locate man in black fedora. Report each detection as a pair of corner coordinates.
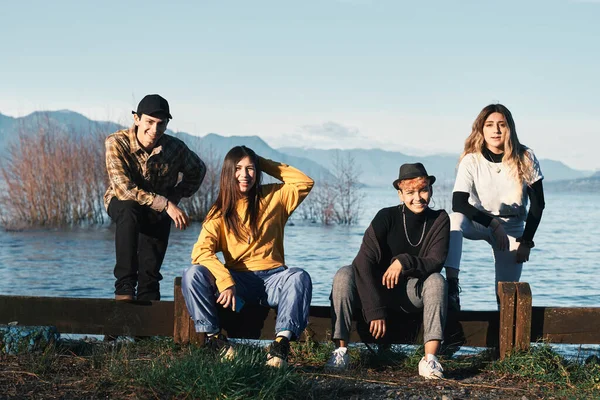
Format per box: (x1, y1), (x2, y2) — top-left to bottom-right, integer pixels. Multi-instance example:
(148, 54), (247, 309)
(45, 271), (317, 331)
(326, 162), (450, 379)
(104, 94), (206, 302)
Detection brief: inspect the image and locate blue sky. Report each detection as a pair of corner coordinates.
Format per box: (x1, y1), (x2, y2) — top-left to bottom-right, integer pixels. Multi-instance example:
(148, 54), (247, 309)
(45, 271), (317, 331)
(1, 0), (599, 170)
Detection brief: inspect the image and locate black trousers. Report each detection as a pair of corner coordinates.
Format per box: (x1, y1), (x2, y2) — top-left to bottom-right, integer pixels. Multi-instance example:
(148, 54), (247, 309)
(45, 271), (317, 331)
(107, 198), (172, 301)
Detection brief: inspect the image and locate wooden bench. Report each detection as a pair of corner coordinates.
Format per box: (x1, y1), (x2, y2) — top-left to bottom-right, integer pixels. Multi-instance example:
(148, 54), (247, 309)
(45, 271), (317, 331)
(1, 280), (599, 359)
(172, 277), (500, 350)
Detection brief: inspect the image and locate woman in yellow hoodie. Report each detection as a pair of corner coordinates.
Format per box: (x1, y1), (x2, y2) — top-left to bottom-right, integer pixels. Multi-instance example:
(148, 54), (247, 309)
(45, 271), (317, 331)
(182, 145), (314, 368)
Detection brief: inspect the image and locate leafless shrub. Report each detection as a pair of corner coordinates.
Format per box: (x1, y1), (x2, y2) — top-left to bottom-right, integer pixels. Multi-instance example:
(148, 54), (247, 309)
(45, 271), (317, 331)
(296, 180), (337, 225)
(297, 152), (362, 225)
(179, 146), (221, 221)
(0, 114), (107, 228)
(329, 152), (362, 224)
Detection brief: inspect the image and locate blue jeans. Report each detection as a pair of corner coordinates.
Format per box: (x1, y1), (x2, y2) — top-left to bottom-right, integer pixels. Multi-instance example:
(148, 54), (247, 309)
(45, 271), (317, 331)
(181, 265), (312, 338)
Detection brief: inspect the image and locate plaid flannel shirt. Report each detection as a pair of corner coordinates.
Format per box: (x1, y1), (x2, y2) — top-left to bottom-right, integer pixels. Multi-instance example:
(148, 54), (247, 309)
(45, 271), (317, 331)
(104, 128), (206, 212)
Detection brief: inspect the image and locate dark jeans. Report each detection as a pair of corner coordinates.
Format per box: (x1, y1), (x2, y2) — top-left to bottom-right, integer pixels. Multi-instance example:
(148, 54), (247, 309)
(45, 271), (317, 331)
(107, 198), (171, 301)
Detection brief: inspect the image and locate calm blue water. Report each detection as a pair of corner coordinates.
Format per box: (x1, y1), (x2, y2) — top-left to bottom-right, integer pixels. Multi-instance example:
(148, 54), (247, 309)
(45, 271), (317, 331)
(0, 188), (599, 312)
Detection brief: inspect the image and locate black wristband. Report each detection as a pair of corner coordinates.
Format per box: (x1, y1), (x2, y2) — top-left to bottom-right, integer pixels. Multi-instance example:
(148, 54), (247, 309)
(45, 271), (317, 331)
(516, 237), (535, 248)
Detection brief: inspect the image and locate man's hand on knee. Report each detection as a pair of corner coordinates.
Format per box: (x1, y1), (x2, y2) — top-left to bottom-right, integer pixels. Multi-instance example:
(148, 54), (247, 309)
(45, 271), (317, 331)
(166, 201), (190, 230)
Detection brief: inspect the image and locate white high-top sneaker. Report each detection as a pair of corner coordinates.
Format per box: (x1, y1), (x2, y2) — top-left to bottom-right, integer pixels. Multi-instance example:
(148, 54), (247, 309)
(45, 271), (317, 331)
(418, 354), (444, 379)
(325, 347), (349, 370)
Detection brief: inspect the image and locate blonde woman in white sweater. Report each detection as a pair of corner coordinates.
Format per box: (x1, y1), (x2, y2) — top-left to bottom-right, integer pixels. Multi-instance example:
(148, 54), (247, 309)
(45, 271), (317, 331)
(445, 104), (545, 310)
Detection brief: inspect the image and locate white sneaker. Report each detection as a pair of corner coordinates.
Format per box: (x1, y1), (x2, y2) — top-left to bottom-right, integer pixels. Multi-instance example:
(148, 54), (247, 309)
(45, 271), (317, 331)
(325, 347), (349, 370)
(221, 345), (236, 361)
(418, 354), (444, 379)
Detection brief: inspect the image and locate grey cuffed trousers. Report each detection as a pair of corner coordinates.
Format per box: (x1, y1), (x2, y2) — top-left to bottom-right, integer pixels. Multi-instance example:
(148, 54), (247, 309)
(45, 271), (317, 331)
(330, 265), (447, 344)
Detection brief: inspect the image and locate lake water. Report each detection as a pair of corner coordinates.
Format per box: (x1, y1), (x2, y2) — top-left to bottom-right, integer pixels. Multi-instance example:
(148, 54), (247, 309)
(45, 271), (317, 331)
(1, 187), (598, 311)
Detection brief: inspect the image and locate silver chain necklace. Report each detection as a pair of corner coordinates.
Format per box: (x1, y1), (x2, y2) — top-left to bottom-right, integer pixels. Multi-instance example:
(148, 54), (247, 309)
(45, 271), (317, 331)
(483, 151), (502, 173)
(402, 205), (426, 247)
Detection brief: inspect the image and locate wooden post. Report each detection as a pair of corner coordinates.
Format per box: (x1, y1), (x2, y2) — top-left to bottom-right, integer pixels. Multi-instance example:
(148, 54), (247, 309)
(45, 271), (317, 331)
(498, 282), (516, 360)
(514, 282), (532, 352)
(173, 277), (190, 344)
(189, 320), (205, 346)
(173, 277), (205, 346)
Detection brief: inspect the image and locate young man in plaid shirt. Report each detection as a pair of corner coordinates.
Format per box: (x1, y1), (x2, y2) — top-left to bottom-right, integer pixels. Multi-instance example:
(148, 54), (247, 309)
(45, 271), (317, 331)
(104, 94), (206, 301)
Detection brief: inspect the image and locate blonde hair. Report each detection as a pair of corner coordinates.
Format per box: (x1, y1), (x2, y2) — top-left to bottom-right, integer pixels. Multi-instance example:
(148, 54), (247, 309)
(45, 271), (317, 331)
(460, 104), (534, 186)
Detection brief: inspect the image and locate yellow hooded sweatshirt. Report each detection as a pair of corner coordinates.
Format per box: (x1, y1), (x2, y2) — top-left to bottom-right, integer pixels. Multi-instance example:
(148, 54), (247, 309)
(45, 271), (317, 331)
(190, 156), (314, 292)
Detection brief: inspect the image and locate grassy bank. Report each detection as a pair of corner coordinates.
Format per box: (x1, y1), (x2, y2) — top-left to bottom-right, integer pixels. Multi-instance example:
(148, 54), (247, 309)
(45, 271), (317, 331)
(1, 337), (599, 399)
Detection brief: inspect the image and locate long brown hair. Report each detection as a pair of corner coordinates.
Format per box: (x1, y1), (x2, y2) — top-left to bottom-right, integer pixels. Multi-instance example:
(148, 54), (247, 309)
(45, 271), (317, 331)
(205, 146), (263, 242)
(460, 104), (534, 185)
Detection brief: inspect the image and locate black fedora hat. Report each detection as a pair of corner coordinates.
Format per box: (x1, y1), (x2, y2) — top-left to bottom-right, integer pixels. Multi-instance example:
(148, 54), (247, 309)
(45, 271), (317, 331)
(392, 162), (436, 190)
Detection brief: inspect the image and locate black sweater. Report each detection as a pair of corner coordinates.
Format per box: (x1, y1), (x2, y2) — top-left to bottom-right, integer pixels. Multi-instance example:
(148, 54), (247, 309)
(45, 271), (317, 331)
(352, 206), (450, 322)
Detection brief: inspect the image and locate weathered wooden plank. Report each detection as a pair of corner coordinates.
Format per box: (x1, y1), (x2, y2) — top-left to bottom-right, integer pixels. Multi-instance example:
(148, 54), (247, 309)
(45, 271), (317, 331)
(0, 295), (174, 336)
(531, 307), (600, 344)
(498, 282), (517, 359)
(173, 277), (190, 344)
(181, 304), (498, 347)
(515, 282), (532, 351)
(1, 282), (502, 348)
(172, 277), (204, 344)
(444, 311), (499, 348)
(189, 321), (204, 345)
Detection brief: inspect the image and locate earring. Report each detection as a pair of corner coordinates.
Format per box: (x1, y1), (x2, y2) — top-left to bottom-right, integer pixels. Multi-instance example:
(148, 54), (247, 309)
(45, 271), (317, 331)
(430, 198), (436, 209)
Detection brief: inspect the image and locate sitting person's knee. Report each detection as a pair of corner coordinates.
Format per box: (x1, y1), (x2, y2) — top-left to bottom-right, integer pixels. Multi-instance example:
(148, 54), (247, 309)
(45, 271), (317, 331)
(423, 273), (447, 293)
(110, 199), (144, 222)
(332, 266), (354, 289)
(182, 265), (212, 288)
(287, 268), (312, 289)
(449, 212), (468, 231)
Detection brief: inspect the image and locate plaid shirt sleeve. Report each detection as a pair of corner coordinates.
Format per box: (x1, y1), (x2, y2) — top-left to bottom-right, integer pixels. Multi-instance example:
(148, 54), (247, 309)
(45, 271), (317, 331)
(168, 143), (206, 202)
(105, 134), (156, 207)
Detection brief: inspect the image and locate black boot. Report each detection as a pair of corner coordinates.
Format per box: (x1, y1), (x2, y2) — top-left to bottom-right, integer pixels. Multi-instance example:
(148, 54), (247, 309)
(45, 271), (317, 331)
(266, 336), (290, 368)
(447, 278), (461, 312)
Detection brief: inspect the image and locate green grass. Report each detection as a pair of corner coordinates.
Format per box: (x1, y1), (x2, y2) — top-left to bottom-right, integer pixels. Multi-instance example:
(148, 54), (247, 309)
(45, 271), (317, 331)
(10, 337), (600, 399)
(490, 343), (600, 398)
(106, 339), (308, 400)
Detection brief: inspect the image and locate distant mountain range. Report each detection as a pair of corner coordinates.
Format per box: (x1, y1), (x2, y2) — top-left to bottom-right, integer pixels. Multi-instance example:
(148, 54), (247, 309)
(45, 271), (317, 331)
(544, 170), (600, 192)
(277, 147), (593, 187)
(0, 110), (595, 189)
(0, 110), (123, 148)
